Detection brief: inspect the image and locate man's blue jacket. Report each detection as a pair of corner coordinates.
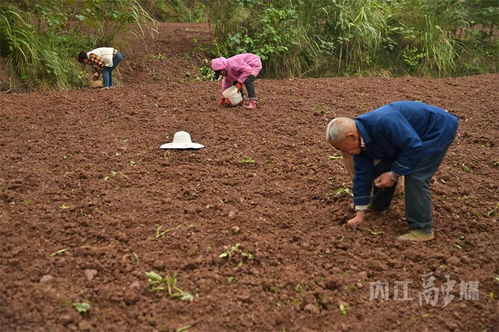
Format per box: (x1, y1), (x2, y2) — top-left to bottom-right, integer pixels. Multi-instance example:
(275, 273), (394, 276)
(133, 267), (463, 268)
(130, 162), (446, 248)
(353, 101), (458, 206)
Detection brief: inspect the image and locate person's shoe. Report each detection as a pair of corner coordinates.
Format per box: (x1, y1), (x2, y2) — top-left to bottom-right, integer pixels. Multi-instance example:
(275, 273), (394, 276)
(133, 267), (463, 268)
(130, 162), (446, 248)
(244, 100), (257, 109)
(397, 230), (434, 242)
(101, 86), (110, 90)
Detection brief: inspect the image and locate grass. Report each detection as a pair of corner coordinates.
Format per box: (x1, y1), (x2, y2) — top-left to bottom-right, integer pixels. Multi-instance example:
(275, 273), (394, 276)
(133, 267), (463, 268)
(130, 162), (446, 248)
(49, 248), (67, 257)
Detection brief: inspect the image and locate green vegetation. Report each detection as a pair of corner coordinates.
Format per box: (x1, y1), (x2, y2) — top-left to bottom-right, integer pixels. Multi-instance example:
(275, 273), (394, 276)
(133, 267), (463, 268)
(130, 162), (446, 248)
(72, 302), (90, 313)
(329, 185), (352, 196)
(339, 302), (348, 315)
(1, 0), (497, 90)
(206, 0), (498, 78)
(219, 243), (255, 266)
(145, 271), (195, 301)
(241, 156), (256, 164)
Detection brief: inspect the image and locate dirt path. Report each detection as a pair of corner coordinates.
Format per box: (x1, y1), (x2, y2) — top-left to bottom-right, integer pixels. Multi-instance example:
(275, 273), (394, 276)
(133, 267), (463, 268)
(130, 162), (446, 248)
(0, 23), (498, 331)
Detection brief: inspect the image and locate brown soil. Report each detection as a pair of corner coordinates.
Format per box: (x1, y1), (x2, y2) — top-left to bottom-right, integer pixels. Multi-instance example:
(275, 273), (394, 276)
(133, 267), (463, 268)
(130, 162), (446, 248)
(1, 23), (498, 332)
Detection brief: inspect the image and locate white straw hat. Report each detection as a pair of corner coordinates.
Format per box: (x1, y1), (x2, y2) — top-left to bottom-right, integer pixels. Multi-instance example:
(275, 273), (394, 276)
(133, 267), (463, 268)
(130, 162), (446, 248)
(160, 131), (204, 150)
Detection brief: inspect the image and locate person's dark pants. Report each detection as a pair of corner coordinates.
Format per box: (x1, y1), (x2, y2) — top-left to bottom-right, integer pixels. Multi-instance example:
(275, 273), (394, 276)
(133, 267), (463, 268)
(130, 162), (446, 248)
(370, 148), (450, 234)
(244, 75), (257, 100)
(102, 52), (123, 88)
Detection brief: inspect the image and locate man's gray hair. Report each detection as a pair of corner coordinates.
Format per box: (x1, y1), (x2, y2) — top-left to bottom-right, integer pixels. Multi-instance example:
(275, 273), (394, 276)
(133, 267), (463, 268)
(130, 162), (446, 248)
(326, 117), (355, 142)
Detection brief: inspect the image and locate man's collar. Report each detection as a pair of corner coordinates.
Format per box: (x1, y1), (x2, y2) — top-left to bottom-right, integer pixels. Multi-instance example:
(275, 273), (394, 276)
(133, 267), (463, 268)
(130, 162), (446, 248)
(354, 119), (372, 144)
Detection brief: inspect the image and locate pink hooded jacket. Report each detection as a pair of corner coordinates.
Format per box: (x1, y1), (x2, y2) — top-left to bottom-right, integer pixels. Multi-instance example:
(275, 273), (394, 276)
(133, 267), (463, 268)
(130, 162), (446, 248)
(211, 53), (262, 95)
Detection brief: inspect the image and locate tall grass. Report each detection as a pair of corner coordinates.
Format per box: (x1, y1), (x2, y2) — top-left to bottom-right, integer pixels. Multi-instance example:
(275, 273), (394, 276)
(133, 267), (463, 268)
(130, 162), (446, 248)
(0, 7), (88, 90)
(388, 0), (469, 76)
(206, 0), (497, 78)
(0, 1), (155, 91)
(310, 0), (391, 74)
(140, 0), (205, 22)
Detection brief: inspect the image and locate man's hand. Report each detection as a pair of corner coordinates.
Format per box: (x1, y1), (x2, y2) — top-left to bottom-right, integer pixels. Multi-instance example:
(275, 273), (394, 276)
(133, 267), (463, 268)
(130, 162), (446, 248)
(347, 210), (365, 226)
(92, 72), (100, 81)
(235, 82), (243, 91)
(219, 97), (226, 105)
(374, 172), (397, 188)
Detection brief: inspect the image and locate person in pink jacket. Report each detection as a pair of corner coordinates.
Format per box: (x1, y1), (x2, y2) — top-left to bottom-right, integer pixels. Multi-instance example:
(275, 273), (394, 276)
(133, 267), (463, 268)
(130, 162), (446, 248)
(211, 53), (262, 109)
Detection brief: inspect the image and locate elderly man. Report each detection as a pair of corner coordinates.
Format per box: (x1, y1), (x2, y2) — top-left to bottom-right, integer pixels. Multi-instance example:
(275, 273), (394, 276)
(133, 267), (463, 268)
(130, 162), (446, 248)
(326, 101), (458, 241)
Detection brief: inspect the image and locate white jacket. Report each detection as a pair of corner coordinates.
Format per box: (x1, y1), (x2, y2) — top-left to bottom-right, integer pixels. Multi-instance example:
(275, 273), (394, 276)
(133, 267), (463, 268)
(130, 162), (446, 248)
(87, 47), (116, 67)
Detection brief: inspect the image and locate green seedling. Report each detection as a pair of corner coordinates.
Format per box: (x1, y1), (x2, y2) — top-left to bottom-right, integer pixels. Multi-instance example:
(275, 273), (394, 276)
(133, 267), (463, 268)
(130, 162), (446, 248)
(72, 302), (90, 313)
(495, 276), (499, 282)
(176, 325), (193, 332)
(329, 155), (343, 160)
(267, 285), (280, 294)
(103, 171), (117, 181)
(219, 243), (255, 265)
(488, 292), (494, 299)
(219, 244), (241, 261)
(132, 252), (140, 266)
(152, 52), (167, 60)
(369, 229), (384, 236)
(330, 186), (352, 196)
(461, 163), (471, 173)
(339, 303), (348, 315)
(487, 203), (498, 216)
(145, 271), (194, 301)
(59, 204), (70, 210)
(294, 283), (303, 293)
(49, 248), (67, 257)
(156, 225), (167, 238)
(156, 224), (182, 238)
(129, 160), (136, 167)
(227, 276), (235, 284)
(241, 156), (256, 164)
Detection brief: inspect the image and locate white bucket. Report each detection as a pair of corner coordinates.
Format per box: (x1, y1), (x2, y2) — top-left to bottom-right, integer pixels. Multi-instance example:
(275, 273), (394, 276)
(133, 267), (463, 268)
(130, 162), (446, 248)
(222, 86), (243, 106)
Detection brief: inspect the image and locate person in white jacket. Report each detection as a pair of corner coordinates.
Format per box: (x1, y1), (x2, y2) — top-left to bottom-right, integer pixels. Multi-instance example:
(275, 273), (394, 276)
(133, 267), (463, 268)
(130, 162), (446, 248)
(78, 47), (123, 89)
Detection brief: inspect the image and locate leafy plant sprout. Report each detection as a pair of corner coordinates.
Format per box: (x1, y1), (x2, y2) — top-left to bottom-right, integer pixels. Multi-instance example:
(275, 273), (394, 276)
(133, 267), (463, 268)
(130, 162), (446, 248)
(241, 156), (256, 164)
(156, 224), (182, 238)
(329, 185), (352, 196)
(72, 302), (90, 313)
(219, 243), (255, 266)
(145, 271), (195, 301)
